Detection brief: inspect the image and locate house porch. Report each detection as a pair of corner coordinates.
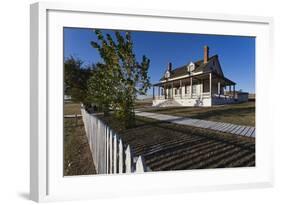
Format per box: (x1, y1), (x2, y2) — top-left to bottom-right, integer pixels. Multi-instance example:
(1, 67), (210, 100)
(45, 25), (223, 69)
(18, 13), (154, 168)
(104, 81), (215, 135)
(152, 72), (236, 107)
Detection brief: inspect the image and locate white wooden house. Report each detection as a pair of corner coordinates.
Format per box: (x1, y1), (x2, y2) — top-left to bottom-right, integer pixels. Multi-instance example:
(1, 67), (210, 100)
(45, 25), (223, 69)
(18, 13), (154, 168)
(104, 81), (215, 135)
(152, 46), (238, 107)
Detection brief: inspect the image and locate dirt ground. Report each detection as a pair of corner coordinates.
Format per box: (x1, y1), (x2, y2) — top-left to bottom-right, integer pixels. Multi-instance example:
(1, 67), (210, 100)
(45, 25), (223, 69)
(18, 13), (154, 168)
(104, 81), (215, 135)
(64, 105), (96, 176)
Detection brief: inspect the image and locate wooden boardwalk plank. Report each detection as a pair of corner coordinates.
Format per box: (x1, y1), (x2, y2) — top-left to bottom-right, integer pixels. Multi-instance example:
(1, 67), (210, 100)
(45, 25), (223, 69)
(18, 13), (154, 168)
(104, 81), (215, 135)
(208, 123), (218, 129)
(197, 120), (210, 128)
(210, 123), (225, 131)
(204, 121), (216, 128)
(245, 127), (255, 137)
(212, 123), (225, 130)
(201, 121), (214, 128)
(230, 125), (242, 134)
(223, 124), (236, 132)
(240, 127), (251, 136)
(194, 120), (204, 127)
(216, 123), (229, 131)
(251, 130), (255, 137)
(135, 111), (255, 138)
(234, 126), (246, 135)
(221, 124), (234, 132)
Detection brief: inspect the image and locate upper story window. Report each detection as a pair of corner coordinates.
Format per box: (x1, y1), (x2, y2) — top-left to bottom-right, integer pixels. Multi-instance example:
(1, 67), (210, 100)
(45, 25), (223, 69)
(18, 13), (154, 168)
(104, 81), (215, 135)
(165, 71), (170, 78)
(187, 62), (195, 72)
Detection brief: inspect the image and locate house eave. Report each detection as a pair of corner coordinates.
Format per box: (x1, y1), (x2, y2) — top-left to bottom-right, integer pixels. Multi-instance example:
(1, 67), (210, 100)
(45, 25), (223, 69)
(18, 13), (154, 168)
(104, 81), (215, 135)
(159, 71), (203, 83)
(153, 71), (236, 86)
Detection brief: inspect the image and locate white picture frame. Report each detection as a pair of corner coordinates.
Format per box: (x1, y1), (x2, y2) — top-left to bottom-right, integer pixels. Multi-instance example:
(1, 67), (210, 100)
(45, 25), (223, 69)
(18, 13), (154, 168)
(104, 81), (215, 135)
(30, 1), (274, 202)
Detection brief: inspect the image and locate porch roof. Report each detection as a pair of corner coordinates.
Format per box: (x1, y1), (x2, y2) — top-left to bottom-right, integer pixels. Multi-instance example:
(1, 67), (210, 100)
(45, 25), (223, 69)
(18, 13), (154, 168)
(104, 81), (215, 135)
(153, 71), (236, 87)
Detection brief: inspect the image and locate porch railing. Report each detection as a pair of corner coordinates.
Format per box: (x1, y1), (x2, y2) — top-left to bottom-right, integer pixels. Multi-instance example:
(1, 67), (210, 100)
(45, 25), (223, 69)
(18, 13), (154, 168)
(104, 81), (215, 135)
(153, 92), (212, 100)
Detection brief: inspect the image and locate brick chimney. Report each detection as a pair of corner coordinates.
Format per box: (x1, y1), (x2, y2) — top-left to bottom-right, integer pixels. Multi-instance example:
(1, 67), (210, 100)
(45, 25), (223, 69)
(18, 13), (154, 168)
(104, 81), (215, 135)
(204, 46), (209, 64)
(168, 62), (172, 72)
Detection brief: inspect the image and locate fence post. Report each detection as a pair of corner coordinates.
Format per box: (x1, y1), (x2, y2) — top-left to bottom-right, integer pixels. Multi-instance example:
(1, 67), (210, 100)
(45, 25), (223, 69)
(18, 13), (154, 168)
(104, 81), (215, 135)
(106, 127), (109, 174)
(109, 130), (113, 174)
(96, 119), (99, 173)
(135, 155), (146, 173)
(118, 139), (123, 174)
(113, 134), (117, 174)
(102, 124), (106, 174)
(125, 145), (132, 173)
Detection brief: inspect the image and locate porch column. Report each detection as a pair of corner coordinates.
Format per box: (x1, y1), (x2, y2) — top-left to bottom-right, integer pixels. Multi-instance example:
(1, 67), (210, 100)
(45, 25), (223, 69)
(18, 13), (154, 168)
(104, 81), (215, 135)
(200, 79), (203, 98)
(233, 84), (235, 99)
(153, 86), (155, 100)
(190, 77), (193, 98)
(180, 80), (182, 99)
(163, 85), (165, 99)
(218, 81), (221, 97)
(158, 86), (160, 98)
(165, 86), (167, 99)
(229, 85), (232, 97)
(209, 73), (212, 97)
(171, 82), (174, 99)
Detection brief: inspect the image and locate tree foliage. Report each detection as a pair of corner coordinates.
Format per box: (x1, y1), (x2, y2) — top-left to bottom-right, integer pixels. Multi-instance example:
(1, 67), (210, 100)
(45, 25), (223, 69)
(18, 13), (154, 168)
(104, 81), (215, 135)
(88, 29), (151, 128)
(64, 56), (92, 104)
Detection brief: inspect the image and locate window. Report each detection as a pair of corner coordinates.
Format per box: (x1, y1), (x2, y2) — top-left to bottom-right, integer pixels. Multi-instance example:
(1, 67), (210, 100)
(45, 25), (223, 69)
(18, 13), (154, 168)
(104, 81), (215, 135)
(165, 71), (170, 78)
(187, 62), (195, 72)
(185, 85), (190, 94)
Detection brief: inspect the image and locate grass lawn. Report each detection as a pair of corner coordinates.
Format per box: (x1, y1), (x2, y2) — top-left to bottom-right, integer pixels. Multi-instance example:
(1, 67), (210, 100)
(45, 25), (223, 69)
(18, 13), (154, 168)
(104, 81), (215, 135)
(64, 102), (82, 115)
(64, 102), (96, 176)
(63, 102), (255, 173)
(141, 102), (255, 127)
(99, 114), (255, 171)
(134, 100), (152, 109)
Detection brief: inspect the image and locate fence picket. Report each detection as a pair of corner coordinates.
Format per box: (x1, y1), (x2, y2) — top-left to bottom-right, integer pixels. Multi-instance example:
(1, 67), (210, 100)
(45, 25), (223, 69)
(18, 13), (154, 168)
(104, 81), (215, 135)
(136, 156), (146, 173)
(113, 135), (117, 174)
(106, 127), (109, 174)
(81, 108), (148, 174)
(125, 145), (132, 173)
(109, 130), (113, 174)
(118, 139), (123, 173)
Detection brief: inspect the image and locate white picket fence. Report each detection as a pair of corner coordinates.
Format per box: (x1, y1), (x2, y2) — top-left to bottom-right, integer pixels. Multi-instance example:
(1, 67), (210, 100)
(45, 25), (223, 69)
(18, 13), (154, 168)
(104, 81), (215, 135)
(81, 108), (148, 174)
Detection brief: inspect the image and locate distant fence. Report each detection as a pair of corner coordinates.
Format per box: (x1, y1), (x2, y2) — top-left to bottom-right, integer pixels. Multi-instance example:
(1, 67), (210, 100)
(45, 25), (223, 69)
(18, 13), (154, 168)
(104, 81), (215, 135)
(81, 108), (148, 174)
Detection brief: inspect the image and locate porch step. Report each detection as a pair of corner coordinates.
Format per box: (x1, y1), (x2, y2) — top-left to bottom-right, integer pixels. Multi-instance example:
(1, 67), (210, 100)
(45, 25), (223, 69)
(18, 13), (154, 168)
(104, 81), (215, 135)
(157, 100), (182, 107)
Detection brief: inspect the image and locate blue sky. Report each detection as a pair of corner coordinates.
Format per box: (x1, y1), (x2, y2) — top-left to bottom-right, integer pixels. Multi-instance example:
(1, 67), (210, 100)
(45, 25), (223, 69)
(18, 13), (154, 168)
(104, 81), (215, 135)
(64, 27), (255, 95)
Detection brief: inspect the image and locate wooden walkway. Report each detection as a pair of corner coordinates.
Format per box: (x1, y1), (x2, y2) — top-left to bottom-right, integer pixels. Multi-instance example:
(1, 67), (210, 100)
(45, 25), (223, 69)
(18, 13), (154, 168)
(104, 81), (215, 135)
(135, 111), (255, 138)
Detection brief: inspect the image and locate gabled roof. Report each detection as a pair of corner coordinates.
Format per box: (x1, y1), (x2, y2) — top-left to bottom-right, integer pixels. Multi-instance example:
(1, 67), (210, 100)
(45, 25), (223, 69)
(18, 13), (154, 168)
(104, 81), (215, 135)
(160, 55), (222, 81)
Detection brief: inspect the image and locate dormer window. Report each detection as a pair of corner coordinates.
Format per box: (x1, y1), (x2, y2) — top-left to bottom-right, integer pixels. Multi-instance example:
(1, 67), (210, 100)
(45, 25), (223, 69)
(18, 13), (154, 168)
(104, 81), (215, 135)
(187, 62), (195, 72)
(165, 70), (170, 78)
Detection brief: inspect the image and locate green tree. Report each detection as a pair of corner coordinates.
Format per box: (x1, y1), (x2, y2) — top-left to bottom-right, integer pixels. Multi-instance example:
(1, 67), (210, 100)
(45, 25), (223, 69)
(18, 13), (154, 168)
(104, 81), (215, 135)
(64, 56), (92, 104)
(89, 29), (151, 128)
(87, 63), (114, 115)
